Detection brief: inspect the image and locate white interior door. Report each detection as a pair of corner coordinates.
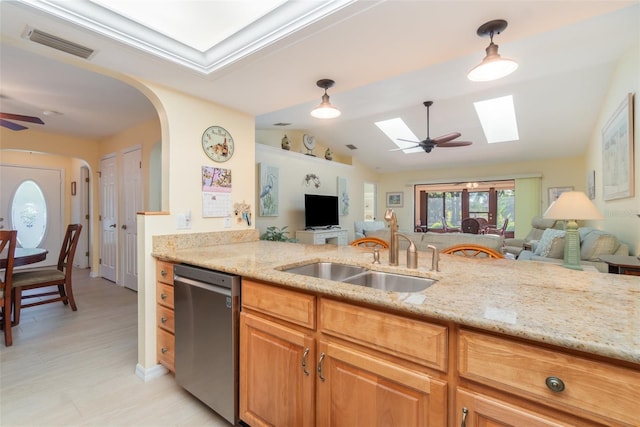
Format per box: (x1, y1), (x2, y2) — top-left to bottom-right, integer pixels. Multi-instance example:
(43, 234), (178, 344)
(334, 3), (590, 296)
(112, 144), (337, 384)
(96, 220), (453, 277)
(100, 155), (117, 282)
(0, 164), (63, 268)
(122, 146), (142, 291)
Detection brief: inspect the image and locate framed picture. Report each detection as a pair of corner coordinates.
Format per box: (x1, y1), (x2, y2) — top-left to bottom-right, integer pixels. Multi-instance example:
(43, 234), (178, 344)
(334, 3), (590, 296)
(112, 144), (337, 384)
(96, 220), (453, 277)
(548, 186), (573, 205)
(337, 176), (349, 216)
(602, 93), (634, 201)
(386, 192), (403, 207)
(587, 170), (595, 200)
(259, 163), (279, 216)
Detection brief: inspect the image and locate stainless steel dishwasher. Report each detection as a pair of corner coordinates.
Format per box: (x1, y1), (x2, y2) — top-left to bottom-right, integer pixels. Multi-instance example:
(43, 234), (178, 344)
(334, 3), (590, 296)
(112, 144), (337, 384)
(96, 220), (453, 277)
(173, 264), (240, 426)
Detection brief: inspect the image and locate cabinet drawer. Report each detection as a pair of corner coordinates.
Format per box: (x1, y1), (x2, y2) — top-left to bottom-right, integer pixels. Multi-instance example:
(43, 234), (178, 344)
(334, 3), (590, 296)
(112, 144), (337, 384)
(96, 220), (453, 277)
(242, 280), (316, 329)
(458, 329), (640, 426)
(157, 327), (175, 372)
(156, 260), (174, 285)
(321, 299), (448, 372)
(156, 282), (174, 309)
(156, 304), (175, 333)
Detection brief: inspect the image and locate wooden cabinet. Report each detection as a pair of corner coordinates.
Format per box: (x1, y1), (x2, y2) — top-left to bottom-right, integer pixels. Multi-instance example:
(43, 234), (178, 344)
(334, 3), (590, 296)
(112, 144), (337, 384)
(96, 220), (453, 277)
(239, 280), (447, 427)
(458, 329), (640, 426)
(317, 340), (447, 426)
(155, 260), (175, 372)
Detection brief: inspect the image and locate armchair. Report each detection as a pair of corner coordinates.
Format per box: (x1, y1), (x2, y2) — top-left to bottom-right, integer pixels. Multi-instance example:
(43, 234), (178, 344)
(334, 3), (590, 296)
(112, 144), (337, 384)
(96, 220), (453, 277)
(504, 216), (558, 256)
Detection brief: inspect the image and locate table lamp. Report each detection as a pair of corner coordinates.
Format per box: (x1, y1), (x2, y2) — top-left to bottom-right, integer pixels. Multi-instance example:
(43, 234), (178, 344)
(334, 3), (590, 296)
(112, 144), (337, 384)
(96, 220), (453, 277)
(543, 191), (603, 270)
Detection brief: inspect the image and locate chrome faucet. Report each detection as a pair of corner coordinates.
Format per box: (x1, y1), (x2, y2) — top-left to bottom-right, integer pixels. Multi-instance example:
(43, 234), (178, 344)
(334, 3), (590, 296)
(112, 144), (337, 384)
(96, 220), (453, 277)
(384, 208), (418, 268)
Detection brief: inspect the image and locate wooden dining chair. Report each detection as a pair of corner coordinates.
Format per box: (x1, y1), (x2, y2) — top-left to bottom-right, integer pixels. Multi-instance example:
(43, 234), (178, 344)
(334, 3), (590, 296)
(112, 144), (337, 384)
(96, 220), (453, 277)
(1, 230), (18, 346)
(460, 218), (480, 234)
(11, 224), (82, 324)
(349, 237), (390, 248)
(441, 244), (505, 259)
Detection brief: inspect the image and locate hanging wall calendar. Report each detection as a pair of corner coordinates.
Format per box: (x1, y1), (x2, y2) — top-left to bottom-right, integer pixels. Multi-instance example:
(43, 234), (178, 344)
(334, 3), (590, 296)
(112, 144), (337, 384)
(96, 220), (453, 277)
(202, 166), (232, 217)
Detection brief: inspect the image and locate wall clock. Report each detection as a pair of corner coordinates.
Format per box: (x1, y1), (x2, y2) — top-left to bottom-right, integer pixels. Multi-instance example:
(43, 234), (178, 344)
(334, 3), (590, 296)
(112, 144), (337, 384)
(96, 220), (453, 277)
(202, 125), (234, 162)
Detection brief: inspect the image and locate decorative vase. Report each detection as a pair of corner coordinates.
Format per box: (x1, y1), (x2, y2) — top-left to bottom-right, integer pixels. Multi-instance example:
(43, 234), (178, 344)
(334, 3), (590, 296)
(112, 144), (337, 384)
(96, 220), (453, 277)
(325, 148), (333, 160)
(281, 134), (290, 150)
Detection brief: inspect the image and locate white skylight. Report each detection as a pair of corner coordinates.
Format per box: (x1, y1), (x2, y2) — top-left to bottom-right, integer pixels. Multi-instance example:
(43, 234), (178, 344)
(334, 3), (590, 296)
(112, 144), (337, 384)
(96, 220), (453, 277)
(473, 95), (520, 143)
(375, 118), (423, 153)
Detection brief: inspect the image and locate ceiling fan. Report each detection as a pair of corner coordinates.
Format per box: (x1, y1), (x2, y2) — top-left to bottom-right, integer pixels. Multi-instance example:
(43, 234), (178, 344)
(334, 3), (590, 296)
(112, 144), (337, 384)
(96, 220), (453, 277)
(391, 101), (472, 153)
(0, 95), (45, 131)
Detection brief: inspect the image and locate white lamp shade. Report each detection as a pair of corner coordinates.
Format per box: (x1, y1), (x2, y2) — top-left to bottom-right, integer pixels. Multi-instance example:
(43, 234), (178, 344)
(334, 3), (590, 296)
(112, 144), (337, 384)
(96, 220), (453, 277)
(543, 191), (604, 220)
(468, 43), (518, 82)
(310, 93), (341, 119)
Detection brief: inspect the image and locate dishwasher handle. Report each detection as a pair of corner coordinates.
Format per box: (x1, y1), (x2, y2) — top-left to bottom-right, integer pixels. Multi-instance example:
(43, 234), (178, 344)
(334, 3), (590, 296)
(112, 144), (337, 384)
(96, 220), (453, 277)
(174, 275), (232, 297)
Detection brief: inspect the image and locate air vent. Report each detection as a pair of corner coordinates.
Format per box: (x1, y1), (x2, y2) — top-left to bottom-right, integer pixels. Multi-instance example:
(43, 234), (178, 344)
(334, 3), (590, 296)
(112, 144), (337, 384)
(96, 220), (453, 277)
(25, 27), (95, 59)
(273, 122), (291, 126)
(346, 144), (358, 150)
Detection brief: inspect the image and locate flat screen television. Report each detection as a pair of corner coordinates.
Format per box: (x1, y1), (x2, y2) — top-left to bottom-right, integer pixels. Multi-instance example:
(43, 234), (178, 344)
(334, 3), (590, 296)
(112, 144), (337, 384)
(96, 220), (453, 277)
(304, 194), (339, 229)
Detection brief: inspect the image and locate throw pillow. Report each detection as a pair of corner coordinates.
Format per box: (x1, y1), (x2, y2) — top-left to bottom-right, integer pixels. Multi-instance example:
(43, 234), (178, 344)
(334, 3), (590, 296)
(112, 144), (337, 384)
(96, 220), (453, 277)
(534, 229), (566, 257)
(580, 230), (619, 261)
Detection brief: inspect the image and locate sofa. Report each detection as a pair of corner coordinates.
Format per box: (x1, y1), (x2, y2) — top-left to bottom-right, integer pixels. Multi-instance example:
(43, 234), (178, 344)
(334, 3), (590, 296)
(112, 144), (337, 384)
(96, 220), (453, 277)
(503, 216), (561, 256)
(354, 220), (386, 239)
(517, 227), (629, 272)
(365, 230), (504, 254)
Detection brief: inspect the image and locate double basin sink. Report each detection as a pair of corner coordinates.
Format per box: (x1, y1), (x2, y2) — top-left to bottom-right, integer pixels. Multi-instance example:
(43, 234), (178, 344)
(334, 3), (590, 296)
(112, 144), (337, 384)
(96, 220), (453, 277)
(281, 262), (435, 293)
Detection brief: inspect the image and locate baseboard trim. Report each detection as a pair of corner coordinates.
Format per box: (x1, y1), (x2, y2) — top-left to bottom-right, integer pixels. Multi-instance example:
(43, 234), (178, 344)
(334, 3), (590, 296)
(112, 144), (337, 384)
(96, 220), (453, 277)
(135, 363), (168, 382)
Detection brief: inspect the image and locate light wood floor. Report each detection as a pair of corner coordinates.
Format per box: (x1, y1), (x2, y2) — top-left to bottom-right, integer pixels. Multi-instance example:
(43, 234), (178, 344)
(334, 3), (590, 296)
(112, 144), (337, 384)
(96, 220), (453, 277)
(0, 269), (232, 426)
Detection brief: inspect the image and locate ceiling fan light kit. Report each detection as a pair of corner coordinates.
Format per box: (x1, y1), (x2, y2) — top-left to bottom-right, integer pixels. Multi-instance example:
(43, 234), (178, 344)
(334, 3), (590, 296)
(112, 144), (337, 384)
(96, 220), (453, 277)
(468, 19), (518, 82)
(310, 79), (341, 119)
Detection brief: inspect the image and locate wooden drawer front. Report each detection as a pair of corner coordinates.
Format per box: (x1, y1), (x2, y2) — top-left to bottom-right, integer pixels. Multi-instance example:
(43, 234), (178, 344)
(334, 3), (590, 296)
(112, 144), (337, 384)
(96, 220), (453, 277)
(156, 304), (175, 333)
(242, 280), (315, 329)
(157, 327), (175, 372)
(320, 299), (447, 372)
(156, 261), (174, 285)
(458, 329), (640, 426)
(156, 282), (174, 309)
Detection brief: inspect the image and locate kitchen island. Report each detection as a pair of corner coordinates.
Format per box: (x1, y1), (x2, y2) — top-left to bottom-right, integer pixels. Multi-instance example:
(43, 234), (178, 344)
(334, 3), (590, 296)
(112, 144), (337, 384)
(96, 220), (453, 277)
(152, 235), (639, 426)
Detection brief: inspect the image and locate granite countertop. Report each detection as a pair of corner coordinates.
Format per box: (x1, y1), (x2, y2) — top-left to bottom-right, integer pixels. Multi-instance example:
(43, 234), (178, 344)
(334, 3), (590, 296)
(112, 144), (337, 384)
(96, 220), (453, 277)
(152, 239), (639, 365)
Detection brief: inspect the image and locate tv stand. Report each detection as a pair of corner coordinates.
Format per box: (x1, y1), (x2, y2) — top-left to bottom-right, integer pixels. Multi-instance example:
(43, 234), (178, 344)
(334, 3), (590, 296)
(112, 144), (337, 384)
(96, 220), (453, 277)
(296, 228), (348, 246)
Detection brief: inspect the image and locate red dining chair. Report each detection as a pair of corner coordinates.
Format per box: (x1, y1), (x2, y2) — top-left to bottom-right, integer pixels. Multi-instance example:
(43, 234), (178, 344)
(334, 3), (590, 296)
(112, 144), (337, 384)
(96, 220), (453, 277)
(1, 230), (18, 346)
(11, 224), (82, 324)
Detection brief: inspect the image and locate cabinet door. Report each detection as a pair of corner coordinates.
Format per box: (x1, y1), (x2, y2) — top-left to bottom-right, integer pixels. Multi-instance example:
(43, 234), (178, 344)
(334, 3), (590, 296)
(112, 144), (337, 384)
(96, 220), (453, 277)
(317, 340), (447, 427)
(456, 389), (584, 427)
(240, 312), (315, 427)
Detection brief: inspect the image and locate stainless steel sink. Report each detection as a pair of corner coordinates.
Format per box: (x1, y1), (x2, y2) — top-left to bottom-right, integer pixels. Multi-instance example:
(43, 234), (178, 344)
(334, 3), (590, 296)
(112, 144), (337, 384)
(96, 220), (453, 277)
(281, 262), (435, 293)
(282, 262), (368, 281)
(342, 271), (435, 292)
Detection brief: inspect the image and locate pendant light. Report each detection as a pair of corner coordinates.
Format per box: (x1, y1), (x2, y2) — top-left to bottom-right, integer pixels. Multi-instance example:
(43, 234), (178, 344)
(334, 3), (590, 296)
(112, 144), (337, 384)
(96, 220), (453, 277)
(468, 19), (518, 82)
(310, 79), (341, 119)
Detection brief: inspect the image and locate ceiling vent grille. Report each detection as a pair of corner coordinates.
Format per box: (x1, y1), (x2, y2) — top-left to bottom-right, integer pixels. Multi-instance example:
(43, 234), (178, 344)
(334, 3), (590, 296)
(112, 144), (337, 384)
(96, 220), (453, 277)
(25, 27), (95, 59)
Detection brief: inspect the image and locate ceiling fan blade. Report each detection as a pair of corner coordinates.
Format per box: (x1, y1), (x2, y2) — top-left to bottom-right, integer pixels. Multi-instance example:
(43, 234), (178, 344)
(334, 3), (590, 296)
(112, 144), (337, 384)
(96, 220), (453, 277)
(397, 138), (420, 144)
(0, 119), (28, 131)
(0, 112), (44, 124)
(389, 144), (420, 152)
(438, 141), (473, 147)
(433, 132), (461, 144)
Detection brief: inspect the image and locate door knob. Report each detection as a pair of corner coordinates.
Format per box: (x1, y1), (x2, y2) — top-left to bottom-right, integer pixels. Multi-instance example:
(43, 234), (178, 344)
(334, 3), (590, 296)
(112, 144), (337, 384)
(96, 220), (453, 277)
(109, 224), (117, 228)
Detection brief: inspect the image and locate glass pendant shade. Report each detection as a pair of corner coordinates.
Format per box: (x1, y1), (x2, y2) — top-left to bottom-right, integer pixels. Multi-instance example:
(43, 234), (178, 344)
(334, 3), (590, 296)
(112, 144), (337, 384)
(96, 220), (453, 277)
(311, 93), (341, 119)
(468, 42), (518, 82)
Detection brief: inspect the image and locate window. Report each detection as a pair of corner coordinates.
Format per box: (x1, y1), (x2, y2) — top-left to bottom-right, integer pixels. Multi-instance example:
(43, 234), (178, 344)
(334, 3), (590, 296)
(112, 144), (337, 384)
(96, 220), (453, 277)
(416, 180), (515, 235)
(11, 180), (48, 248)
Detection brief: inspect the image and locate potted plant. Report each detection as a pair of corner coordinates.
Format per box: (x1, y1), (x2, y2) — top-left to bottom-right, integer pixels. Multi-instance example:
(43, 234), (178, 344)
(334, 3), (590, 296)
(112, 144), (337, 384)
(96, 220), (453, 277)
(260, 226), (297, 242)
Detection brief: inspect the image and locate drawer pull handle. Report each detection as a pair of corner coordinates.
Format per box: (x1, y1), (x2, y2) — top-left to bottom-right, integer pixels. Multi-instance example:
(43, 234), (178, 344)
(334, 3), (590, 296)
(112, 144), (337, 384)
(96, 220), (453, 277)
(161, 293), (168, 300)
(317, 352), (326, 382)
(545, 376), (565, 392)
(161, 270), (167, 277)
(461, 407), (468, 427)
(161, 317), (167, 324)
(302, 348), (310, 376)
(161, 347), (169, 354)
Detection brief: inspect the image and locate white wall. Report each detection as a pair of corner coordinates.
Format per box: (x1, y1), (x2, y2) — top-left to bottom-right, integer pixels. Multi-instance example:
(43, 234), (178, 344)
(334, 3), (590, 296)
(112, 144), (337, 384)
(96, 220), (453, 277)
(255, 144), (379, 242)
(584, 42), (640, 255)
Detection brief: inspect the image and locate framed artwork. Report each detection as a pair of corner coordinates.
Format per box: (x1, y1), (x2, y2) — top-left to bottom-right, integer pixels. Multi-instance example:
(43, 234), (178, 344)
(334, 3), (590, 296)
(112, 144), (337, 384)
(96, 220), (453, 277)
(548, 186), (573, 205)
(259, 163), (279, 216)
(587, 170), (595, 200)
(386, 192), (403, 208)
(602, 93), (634, 201)
(337, 176), (349, 216)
